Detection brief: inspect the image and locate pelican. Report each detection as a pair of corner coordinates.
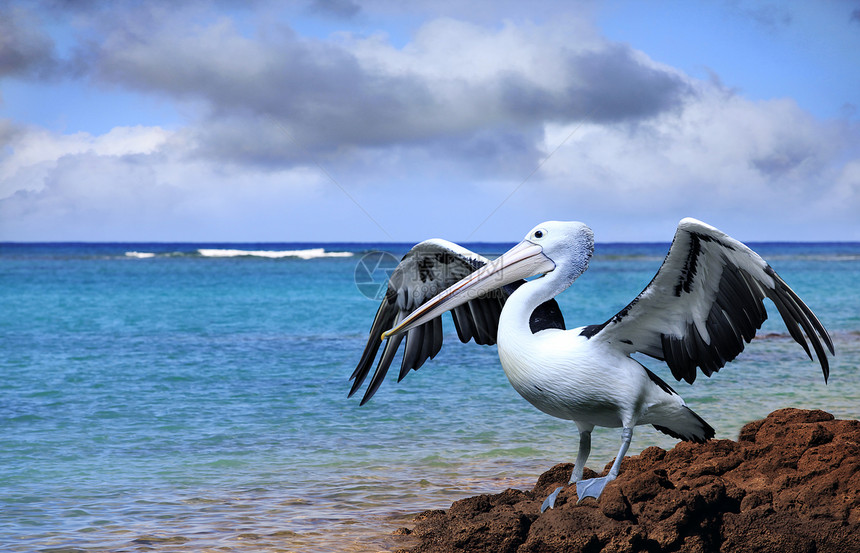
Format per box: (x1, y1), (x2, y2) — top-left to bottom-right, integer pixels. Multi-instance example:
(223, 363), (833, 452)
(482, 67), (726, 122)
(349, 218), (833, 510)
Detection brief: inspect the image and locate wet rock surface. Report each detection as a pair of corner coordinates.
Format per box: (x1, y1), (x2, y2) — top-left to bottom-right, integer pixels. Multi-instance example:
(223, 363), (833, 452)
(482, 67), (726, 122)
(396, 409), (860, 553)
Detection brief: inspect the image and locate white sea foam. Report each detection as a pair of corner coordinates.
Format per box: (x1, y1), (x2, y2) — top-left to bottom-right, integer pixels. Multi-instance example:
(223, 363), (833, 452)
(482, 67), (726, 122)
(125, 251), (156, 258)
(196, 248), (353, 260)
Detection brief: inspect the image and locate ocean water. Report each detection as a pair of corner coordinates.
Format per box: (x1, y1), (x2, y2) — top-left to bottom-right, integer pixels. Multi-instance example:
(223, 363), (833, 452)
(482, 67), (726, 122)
(1, 241), (858, 552)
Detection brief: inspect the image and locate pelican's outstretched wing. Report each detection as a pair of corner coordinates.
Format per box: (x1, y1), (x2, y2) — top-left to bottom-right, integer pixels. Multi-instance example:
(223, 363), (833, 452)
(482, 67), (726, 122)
(350, 239), (563, 405)
(581, 218), (834, 384)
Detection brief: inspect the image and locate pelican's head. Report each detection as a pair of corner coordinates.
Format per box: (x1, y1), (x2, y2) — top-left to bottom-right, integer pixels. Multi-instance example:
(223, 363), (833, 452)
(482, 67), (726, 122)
(522, 221), (594, 283)
(381, 221), (594, 340)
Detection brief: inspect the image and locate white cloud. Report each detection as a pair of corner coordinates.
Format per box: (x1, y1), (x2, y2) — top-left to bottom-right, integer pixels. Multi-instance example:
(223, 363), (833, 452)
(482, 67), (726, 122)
(544, 91), (838, 197)
(0, 124), (332, 241)
(81, 13), (691, 162)
(1, 2), (858, 241)
(519, 85), (858, 240)
(0, 124), (171, 195)
(832, 160), (860, 209)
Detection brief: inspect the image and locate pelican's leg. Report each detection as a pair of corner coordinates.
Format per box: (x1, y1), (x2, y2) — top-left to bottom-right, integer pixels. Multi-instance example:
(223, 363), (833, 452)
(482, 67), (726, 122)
(576, 427), (633, 501)
(569, 428), (592, 483)
(540, 427), (593, 512)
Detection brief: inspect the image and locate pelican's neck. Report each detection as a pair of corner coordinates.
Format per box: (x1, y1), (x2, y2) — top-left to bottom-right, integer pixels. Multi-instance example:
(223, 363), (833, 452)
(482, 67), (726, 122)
(499, 230), (593, 346)
(497, 267), (579, 394)
(500, 267), (578, 338)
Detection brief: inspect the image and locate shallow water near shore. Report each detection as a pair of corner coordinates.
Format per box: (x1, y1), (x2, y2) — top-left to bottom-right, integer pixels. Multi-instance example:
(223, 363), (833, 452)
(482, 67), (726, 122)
(2, 241), (859, 552)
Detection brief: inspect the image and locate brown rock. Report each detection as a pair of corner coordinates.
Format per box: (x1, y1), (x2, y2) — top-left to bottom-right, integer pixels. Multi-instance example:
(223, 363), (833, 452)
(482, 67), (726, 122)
(398, 409), (860, 553)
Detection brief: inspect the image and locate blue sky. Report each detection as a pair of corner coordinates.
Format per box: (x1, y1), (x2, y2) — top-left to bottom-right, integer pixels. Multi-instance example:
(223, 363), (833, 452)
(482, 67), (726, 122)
(1, 0), (859, 242)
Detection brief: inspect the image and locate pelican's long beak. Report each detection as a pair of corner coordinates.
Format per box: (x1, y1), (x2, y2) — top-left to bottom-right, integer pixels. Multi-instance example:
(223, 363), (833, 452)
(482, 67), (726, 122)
(381, 239), (555, 340)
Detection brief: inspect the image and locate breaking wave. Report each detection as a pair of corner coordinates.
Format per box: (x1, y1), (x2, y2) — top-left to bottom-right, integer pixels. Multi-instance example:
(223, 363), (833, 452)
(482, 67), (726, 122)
(196, 248), (353, 259)
(124, 248), (354, 260)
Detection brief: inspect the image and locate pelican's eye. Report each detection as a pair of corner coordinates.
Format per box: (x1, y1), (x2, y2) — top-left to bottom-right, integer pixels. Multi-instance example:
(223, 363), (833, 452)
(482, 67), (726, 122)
(533, 229), (546, 240)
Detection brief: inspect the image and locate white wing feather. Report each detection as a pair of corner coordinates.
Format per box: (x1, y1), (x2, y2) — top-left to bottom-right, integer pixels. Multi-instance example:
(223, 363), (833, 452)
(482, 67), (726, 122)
(581, 218), (833, 383)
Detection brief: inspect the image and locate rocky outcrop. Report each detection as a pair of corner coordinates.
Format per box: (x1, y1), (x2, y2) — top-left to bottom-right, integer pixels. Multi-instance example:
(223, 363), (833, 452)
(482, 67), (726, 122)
(398, 409), (860, 553)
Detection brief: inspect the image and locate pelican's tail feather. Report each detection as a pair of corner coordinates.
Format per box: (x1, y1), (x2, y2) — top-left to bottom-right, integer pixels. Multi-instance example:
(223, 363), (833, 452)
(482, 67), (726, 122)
(653, 406), (715, 444)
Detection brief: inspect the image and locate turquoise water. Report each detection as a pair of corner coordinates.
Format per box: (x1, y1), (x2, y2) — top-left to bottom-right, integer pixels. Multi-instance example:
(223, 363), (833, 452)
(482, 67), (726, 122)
(2, 242), (859, 552)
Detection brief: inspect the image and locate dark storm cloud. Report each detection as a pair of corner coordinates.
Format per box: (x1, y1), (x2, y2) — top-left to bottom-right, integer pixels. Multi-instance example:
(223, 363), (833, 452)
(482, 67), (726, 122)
(744, 5), (792, 31)
(0, 7), (58, 78)
(423, 123), (548, 180)
(27, 0), (262, 13)
(750, 143), (823, 179)
(563, 43), (692, 122)
(3, 0), (694, 173)
(78, 14), (693, 170)
(87, 20), (435, 143)
(751, 151), (808, 177)
(495, 57), (687, 127)
(307, 0), (362, 19)
(725, 1), (792, 32)
(0, 119), (23, 148)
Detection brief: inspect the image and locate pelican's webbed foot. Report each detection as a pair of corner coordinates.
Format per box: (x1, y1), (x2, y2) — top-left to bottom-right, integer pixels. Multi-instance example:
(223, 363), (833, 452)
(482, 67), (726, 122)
(575, 427), (633, 502)
(575, 475), (614, 501)
(540, 486), (564, 512)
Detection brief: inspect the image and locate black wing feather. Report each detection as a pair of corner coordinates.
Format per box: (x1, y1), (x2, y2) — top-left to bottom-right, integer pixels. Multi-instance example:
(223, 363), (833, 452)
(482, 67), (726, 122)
(350, 239), (564, 404)
(584, 218), (833, 384)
